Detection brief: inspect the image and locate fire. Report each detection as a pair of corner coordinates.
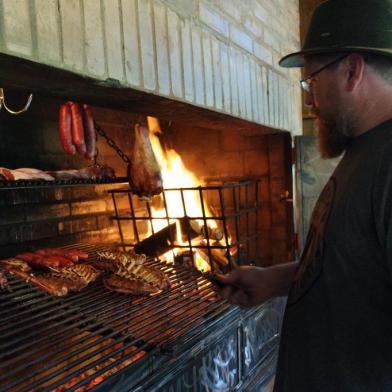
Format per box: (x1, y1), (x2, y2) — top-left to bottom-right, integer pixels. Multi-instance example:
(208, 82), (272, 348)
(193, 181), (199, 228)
(144, 117), (219, 272)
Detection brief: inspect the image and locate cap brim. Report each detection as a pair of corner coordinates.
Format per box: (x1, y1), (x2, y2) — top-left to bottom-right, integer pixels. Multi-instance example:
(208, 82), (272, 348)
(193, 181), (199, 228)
(280, 46), (392, 68)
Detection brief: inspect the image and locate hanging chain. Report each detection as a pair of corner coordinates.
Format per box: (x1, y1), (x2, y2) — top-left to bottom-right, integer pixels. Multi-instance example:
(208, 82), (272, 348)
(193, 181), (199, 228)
(94, 122), (131, 165)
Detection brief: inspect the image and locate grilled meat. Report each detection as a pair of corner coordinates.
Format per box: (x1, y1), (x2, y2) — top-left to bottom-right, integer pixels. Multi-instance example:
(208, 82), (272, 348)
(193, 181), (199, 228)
(15, 248), (88, 270)
(47, 165), (115, 180)
(97, 250), (146, 266)
(16, 252), (74, 269)
(128, 124), (163, 198)
(0, 270), (11, 292)
(97, 250), (170, 294)
(45, 264), (101, 294)
(103, 275), (158, 295)
(35, 248), (88, 262)
(0, 258), (99, 296)
(0, 258), (31, 272)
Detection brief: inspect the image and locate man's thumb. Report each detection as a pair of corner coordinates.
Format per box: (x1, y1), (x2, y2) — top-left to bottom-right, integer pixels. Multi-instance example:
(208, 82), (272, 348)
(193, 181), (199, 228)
(215, 270), (239, 285)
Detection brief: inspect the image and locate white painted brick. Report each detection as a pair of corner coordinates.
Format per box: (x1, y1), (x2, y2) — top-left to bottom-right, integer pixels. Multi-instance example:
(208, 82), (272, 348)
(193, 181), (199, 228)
(253, 42), (273, 66)
(153, 1), (170, 95)
(83, 0), (106, 78)
(3, 0), (33, 56)
(138, 0), (157, 91)
(103, 0), (124, 81)
(199, 1), (229, 38)
(277, 76), (282, 129)
(220, 43), (231, 113)
(59, 0), (84, 71)
(264, 30), (281, 53)
(122, 0), (141, 87)
(192, 27), (205, 106)
(268, 71), (278, 128)
(243, 16), (264, 40)
(230, 24), (253, 54)
(284, 80), (290, 130)
(211, 38), (222, 110)
(181, 19), (194, 102)
(167, 8), (183, 98)
(273, 72), (279, 128)
(236, 51), (246, 118)
(255, 64), (263, 124)
(249, 59), (259, 123)
(35, 0), (61, 64)
(243, 54), (253, 120)
(229, 47), (239, 117)
(254, 2), (269, 24)
(251, 61), (264, 124)
(202, 33), (214, 108)
(262, 66), (270, 126)
(213, 0), (241, 23)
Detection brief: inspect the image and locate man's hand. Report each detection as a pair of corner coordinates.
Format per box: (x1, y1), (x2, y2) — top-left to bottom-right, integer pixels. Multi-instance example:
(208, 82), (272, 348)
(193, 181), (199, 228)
(213, 262), (298, 308)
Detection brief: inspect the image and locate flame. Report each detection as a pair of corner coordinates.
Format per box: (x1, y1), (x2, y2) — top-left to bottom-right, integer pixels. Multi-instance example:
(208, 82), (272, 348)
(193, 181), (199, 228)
(144, 117), (216, 272)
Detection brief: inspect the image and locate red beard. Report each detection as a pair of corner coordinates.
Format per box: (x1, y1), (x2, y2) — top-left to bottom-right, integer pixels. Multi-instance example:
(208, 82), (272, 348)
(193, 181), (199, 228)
(313, 108), (355, 159)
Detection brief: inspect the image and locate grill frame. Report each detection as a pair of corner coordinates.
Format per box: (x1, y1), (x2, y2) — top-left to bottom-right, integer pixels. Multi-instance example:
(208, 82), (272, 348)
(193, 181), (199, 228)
(0, 243), (233, 392)
(110, 179), (261, 273)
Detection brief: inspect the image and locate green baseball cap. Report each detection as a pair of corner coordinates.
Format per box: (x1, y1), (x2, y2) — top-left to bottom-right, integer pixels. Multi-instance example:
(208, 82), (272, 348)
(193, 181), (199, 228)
(280, 0), (392, 68)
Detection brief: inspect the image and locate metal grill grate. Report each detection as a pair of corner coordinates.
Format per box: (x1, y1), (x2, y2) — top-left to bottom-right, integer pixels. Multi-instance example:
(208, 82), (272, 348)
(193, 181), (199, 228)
(0, 177), (128, 190)
(0, 243), (230, 391)
(110, 179), (260, 273)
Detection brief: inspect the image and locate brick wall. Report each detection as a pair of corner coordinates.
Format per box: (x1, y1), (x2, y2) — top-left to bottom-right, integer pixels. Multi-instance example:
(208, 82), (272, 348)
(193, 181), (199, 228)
(0, 92), (294, 264)
(0, 0), (302, 134)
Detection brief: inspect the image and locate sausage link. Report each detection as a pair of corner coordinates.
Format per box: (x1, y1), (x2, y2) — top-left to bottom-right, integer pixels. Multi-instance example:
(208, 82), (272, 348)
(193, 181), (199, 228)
(58, 104), (76, 155)
(68, 102), (85, 147)
(82, 104), (97, 160)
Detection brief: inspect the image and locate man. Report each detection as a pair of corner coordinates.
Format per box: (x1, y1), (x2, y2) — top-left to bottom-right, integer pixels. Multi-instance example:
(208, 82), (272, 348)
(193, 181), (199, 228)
(215, 0), (392, 390)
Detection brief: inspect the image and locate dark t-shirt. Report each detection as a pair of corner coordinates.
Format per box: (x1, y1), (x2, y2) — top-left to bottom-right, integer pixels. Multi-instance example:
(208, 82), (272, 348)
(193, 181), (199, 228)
(274, 119), (392, 392)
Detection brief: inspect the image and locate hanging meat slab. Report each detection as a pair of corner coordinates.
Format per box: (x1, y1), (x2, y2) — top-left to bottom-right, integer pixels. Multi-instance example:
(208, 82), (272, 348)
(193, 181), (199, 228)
(128, 124), (163, 198)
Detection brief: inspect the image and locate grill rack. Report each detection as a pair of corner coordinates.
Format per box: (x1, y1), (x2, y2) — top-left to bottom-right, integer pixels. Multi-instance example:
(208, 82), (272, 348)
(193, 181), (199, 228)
(0, 177), (128, 190)
(0, 243), (230, 392)
(110, 179), (260, 273)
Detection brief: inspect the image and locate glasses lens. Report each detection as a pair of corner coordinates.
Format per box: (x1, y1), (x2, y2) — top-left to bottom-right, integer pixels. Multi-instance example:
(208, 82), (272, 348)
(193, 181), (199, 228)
(300, 80), (310, 92)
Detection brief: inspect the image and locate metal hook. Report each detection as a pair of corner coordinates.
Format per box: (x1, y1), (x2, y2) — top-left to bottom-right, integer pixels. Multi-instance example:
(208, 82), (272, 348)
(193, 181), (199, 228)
(0, 88), (33, 115)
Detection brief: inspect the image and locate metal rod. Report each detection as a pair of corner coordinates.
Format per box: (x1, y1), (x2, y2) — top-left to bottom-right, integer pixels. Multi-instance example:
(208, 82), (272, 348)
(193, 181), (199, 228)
(199, 187), (212, 269)
(255, 181), (260, 262)
(180, 189), (193, 266)
(127, 192), (140, 243)
(112, 192), (125, 250)
(219, 188), (232, 269)
(162, 190), (176, 261)
(232, 187), (241, 269)
(245, 182), (250, 263)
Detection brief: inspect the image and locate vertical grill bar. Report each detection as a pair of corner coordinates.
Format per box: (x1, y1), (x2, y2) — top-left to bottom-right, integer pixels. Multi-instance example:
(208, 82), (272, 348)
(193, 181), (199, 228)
(232, 187), (241, 268)
(255, 181), (260, 261)
(180, 189), (194, 266)
(198, 187), (212, 269)
(111, 192), (125, 249)
(162, 190), (176, 260)
(127, 192), (140, 243)
(219, 187), (231, 270)
(245, 182), (250, 262)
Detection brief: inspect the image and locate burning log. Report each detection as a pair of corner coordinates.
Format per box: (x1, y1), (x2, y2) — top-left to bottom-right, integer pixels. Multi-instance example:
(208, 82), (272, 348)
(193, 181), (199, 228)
(188, 220), (224, 242)
(198, 248), (230, 268)
(134, 222), (179, 256)
(134, 218), (225, 257)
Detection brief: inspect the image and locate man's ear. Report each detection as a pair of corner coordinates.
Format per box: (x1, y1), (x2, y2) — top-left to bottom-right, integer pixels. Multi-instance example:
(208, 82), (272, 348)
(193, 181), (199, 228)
(344, 54), (366, 92)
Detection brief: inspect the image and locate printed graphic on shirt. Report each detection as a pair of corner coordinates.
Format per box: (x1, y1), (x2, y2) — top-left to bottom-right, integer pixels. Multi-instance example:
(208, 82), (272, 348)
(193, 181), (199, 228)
(288, 177), (336, 305)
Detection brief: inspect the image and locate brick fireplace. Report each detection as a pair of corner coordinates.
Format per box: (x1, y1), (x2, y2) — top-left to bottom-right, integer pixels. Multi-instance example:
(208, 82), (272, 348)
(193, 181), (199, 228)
(0, 1), (302, 390)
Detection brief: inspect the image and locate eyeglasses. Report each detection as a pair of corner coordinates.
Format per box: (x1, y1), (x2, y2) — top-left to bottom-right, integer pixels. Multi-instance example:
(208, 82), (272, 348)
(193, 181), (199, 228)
(300, 54), (349, 92)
